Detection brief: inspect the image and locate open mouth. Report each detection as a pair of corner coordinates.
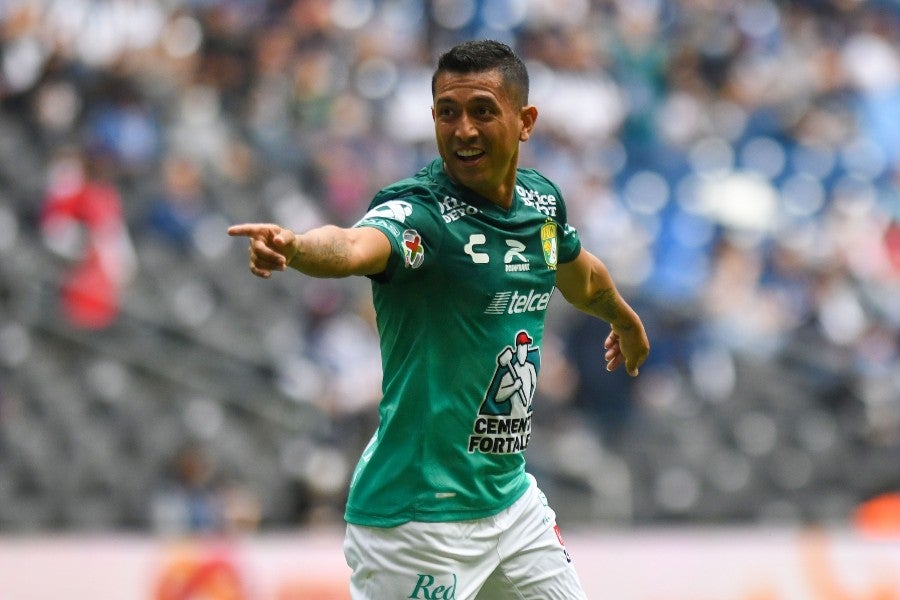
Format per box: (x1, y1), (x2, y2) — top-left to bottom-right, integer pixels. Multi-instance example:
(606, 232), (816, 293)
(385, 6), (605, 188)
(455, 149), (485, 164)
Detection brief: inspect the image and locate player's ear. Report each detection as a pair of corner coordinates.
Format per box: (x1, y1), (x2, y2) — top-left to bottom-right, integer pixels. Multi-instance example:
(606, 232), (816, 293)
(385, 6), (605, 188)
(519, 105), (537, 142)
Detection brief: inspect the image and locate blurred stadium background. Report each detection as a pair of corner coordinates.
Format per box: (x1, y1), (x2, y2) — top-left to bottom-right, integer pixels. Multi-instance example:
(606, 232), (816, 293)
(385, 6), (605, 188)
(0, 0), (899, 598)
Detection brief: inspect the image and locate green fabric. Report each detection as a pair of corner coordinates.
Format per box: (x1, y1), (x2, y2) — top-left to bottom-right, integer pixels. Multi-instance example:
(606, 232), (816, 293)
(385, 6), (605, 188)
(344, 159), (581, 527)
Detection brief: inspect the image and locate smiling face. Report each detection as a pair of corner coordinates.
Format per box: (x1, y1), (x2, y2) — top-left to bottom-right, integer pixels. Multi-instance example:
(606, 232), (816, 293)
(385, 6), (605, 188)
(432, 68), (537, 209)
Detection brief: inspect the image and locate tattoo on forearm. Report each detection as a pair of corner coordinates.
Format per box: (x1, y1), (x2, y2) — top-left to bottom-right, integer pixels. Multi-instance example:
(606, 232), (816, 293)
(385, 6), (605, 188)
(585, 288), (620, 321)
(294, 230), (351, 273)
(328, 235), (351, 265)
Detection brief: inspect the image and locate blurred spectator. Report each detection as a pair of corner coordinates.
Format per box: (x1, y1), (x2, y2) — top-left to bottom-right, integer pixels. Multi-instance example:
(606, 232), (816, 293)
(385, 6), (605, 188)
(151, 444), (224, 534)
(82, 75), (161, 177)
(39, 147), (136, 329)
(145, 154), (210, 249)
(702, 236), (792, 357)
(1, 0), (898, 530)
(151, 443), (261, 535)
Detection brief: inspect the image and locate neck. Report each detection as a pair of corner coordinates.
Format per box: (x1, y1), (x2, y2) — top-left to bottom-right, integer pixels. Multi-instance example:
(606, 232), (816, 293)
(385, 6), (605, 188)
(481, 182), (514, 209)
(440, 164), (517, 210)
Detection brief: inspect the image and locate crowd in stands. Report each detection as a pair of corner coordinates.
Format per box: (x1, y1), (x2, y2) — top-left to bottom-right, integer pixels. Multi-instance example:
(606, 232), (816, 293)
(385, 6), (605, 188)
(0, 0), (897, 532)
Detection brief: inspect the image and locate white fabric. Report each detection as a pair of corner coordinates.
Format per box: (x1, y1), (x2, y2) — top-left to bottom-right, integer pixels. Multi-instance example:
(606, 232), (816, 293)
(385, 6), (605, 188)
(343, 474), (588, 599)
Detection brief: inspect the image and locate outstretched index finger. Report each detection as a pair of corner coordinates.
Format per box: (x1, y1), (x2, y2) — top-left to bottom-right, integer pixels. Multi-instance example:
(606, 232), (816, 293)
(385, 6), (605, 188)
(227, 223), (280, 239)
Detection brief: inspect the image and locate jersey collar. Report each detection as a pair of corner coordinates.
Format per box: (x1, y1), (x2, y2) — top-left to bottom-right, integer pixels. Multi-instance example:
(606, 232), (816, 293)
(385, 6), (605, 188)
(427, 158), (519, 217)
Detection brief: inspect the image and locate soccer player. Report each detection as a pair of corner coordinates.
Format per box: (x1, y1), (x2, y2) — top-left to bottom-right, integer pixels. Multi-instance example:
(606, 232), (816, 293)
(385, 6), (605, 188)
(229, 39), (649, 600)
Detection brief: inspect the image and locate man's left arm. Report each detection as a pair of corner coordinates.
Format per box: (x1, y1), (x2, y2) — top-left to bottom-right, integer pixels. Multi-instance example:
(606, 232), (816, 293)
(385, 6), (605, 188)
(555, 249), (650, 376)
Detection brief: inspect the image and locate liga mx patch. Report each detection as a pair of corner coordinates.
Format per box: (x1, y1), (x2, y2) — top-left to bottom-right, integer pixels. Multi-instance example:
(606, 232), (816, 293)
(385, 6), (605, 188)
(402, 229), (424, 269)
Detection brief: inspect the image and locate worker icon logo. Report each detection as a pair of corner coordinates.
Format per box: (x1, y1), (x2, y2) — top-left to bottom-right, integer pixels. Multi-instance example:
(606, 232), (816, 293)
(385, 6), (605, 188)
(467, 331), (540, 455)
(496, 331), (538, 410)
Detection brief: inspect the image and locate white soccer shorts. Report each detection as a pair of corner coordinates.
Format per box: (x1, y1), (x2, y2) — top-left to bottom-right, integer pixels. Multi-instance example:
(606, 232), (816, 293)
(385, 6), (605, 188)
(343, 474), (588, 599)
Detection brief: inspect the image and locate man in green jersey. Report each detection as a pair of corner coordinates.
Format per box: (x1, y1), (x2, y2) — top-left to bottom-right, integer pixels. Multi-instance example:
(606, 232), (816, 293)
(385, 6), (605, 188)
(230, 40), (649, 599)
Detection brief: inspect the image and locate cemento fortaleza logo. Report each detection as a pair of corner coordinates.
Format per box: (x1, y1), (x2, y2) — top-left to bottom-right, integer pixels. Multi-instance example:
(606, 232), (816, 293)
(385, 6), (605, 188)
(408, 573), (457, 599)
(468, 331), (539, 455)
(484, 288), (552, 315)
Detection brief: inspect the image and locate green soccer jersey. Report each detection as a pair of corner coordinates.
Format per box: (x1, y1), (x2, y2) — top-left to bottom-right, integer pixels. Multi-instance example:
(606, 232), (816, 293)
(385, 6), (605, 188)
(344, 158), (581, 527)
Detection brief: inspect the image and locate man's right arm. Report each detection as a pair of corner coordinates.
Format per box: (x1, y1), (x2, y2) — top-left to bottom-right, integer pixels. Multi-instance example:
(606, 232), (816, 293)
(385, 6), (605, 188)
(228, 223), (392, 279)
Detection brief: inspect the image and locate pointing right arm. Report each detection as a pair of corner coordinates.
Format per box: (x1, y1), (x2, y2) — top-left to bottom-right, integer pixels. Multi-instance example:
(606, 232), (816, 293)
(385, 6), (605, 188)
(227, 223), (391, 279)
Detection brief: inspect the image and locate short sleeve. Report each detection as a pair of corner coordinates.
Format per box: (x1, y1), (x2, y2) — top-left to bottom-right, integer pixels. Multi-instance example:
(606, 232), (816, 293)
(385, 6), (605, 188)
(543, 178), (581, 265)
(557, 222), (581, 264)
(354, 194), (443, 283)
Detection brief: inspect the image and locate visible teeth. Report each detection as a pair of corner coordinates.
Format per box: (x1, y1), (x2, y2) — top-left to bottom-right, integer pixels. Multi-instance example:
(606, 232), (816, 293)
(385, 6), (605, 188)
(457, 149), (482, 157)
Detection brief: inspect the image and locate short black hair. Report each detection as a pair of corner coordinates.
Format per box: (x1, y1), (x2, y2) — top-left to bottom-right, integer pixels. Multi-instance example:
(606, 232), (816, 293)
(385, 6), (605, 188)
(432, 40), (529, 107)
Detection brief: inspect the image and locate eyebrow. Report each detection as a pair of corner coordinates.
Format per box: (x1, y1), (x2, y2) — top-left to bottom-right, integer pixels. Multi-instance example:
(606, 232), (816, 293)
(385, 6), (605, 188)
(434, 94), (500, 106)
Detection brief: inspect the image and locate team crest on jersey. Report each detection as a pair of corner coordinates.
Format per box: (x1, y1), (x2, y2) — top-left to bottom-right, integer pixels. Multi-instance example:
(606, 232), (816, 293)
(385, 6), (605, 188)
(540, 220), (558, 270)
(467, 331), (540, 455)
(402, 229), (424, 269)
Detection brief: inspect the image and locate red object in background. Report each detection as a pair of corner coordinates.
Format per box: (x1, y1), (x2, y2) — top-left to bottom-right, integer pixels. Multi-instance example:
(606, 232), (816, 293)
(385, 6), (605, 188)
(885, 221), (900, 273)
(41, 171), (134, 329)
(59, 245), (118, 329)
(854, 492), (900, 535)
(154, 551), (247, 600)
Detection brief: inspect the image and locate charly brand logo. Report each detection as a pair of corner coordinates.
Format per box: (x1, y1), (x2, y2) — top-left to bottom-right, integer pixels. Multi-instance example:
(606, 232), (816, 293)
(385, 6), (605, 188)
(463, 235), (533, 271)
(504, 239), (529, 272)
(362, 199), (413, 223)
(464, 233), (489, 264)
(408, 573), (457, 599)
(403, 229), (425, 268)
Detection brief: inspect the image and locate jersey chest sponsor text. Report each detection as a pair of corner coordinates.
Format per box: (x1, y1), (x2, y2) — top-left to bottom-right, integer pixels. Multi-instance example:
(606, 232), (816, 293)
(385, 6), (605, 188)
(484, 288), (552, 315)
(467, 415), (532, 454)
(516, 185), (558, 217)
(438, 195), (477, 223)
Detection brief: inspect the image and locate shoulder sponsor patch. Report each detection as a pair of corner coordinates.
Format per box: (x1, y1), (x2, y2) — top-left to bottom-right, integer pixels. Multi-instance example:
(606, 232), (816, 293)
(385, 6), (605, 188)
(402, 229), (424, 269)
(362, 199), (413, 223)
(357, 217), (403, 237)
